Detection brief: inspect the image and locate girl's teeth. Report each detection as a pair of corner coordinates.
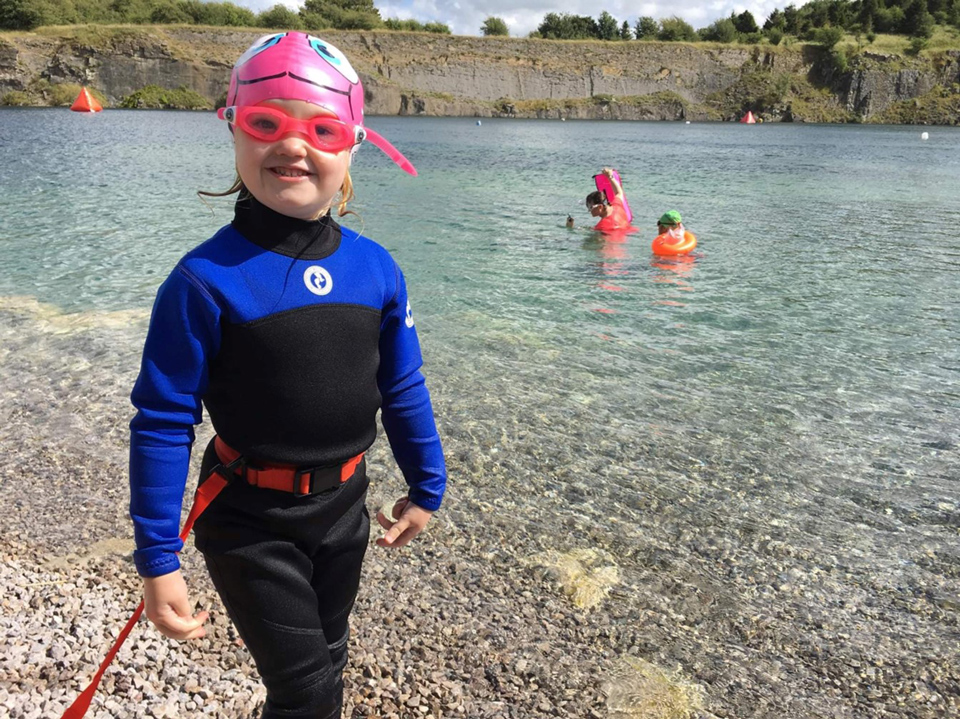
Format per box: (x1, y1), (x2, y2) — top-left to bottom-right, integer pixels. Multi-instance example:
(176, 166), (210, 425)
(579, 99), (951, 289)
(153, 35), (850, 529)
(275, 168), (306, 177)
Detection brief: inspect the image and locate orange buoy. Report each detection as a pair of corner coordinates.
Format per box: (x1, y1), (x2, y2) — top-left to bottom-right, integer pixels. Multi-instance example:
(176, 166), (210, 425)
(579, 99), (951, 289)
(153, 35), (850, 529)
(740, 110), (756, 124)
(70, 87), (103, 113)
(652, 229), (697, 256)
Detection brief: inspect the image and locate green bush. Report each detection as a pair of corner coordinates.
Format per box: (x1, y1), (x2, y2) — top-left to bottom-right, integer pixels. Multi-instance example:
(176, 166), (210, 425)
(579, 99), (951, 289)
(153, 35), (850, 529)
(907, 35), (929, 54)
(699, 17), (738, 42)
(179, 0), (255, 26)
(0, 0), (44, 29)
(150, 3), (192, 23)
(658, 16), (698, 41)
(383, 17), (447, 33)
(257, 4), (302, 29)
(634, 16), (659, 40)
(767, 73), (792, 104)
(300, 0), (381, 29)
(733, 10), (759, 33)
(48, 83), (87, 106)
(383, 18), (418, 30)
(767, 27), (784, 45)
(1, 91), (32, 106)
(300, 12), (330, 30)
(120, 85), (209, 109)
(536, 12), (598, 39)
(873, 6), (905, 33)
(331, 8), (381, 29)
(816, 26), (845, 49)
(481, 16), (508, 36)
(831, 47), (849, 72)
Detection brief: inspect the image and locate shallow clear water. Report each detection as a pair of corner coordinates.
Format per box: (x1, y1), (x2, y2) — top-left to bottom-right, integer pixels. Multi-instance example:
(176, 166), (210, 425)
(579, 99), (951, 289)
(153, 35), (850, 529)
(2, 108), (959, 713)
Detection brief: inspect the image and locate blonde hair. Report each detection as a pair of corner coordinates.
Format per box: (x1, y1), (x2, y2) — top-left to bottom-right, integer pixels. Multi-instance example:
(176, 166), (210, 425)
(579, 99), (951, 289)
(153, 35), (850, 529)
(199, 169), (356, 220)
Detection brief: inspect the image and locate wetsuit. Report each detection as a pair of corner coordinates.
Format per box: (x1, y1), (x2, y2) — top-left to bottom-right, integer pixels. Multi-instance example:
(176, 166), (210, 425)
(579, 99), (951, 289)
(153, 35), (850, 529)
(129, 196), (447, 718)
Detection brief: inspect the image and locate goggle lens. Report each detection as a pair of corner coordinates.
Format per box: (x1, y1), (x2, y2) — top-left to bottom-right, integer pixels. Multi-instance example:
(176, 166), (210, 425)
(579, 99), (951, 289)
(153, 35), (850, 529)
(218, 106), (358, 153)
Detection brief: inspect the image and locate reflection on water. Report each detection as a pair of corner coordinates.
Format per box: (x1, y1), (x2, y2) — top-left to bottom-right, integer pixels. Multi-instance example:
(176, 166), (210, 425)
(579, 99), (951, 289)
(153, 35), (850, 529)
(585, 232), (633, 310)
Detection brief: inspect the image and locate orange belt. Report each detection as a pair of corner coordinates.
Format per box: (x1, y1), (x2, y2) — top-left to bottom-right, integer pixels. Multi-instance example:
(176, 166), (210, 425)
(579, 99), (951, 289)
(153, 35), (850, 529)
(214, 436), (364, 496)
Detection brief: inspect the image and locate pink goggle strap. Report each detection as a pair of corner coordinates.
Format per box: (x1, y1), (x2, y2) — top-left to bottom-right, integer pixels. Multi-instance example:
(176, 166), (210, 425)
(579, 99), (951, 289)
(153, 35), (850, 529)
(363, 127), (418, 177)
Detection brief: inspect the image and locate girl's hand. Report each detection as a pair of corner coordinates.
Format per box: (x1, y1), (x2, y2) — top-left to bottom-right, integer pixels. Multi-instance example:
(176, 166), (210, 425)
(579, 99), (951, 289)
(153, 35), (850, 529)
(602, 167), (613, 177)
(376, 497), (433, 548)
(143, 570), (209, 641)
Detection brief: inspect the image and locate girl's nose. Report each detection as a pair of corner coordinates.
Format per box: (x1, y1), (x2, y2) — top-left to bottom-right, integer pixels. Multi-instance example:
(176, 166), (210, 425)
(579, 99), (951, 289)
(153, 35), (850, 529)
(274, 133), (310, 156)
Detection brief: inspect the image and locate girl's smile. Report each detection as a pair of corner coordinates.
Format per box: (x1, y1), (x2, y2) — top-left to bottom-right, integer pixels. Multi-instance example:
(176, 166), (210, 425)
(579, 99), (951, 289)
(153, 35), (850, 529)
(270, 166), (313, 179)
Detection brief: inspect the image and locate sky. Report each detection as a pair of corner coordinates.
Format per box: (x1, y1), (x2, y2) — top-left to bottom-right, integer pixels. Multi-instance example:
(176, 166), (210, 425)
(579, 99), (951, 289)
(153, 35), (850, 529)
(241, 0), (786, 37)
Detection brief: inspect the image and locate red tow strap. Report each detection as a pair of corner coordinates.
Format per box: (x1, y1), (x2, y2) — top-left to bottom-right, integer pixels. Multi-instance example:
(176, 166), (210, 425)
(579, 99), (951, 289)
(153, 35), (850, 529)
(61, 472), (230, 719)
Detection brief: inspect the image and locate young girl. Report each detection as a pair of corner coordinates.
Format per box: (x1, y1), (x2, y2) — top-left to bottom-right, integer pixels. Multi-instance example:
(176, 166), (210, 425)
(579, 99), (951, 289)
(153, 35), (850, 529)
(129, 33), (447, 719)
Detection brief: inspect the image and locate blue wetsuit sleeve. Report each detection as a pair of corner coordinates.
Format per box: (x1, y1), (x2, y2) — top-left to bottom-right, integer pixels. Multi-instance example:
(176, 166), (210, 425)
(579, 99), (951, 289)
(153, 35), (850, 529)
(377, 265), (447, 512)
(129, 266), (221, 578)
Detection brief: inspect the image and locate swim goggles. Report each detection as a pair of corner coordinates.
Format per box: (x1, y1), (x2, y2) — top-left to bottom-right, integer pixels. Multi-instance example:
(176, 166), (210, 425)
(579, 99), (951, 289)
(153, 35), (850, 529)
(217, 105), (365, 153)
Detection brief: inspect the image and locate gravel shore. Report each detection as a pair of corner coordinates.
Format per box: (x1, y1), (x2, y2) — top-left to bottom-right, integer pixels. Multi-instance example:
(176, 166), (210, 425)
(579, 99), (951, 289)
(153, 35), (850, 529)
(1, 299), (958, 719)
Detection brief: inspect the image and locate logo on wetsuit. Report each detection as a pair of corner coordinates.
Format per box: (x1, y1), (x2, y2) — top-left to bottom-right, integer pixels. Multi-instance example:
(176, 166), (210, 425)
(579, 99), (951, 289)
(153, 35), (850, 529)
(303, 265), (333, 296)
(405, 300), (414, 328)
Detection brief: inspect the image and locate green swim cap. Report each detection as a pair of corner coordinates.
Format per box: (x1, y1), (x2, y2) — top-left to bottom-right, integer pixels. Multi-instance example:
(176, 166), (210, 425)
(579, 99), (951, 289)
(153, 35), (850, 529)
(657, 210), (682, 226)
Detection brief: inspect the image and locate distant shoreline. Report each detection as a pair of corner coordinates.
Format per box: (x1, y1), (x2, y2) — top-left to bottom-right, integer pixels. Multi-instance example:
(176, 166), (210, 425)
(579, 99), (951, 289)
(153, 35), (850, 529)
(1, 26), (959, 125)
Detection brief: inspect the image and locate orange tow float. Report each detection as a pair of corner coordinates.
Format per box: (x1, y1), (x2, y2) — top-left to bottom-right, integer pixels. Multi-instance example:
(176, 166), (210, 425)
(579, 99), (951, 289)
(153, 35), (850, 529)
(652, 228), (697, 256)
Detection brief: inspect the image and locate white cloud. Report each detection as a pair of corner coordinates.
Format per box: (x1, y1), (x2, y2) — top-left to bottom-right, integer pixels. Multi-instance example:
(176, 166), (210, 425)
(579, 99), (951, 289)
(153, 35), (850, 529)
(235, 0), (783, 36)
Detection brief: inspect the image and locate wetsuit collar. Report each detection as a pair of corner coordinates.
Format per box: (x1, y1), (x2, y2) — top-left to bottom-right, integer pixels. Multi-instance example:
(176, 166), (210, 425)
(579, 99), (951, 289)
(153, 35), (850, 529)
(232, 195), (342, 260)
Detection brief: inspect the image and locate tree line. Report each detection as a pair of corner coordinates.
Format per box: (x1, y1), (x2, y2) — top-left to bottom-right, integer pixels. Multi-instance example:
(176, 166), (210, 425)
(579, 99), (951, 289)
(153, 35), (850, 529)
(0, 0), (451, 32)
(3, 0), (959, 42)
(483, 0), (960, 42)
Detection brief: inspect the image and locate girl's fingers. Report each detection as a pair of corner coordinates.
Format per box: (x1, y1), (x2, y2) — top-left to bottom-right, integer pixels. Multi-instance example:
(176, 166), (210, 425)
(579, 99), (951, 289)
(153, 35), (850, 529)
(376, 498), (431, 548)
(375, 509), (394, 531)
(155, 608), (209, 641)
(377, 518), (410, 547)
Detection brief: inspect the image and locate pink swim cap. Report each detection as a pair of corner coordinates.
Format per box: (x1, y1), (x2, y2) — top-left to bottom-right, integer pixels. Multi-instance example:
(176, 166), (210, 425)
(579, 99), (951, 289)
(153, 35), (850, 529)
(226, 32), (416, 176)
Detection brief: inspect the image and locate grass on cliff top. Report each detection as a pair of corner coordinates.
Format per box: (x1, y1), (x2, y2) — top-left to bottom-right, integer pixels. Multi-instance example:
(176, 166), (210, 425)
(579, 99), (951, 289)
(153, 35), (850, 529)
(25, 23), (154, 45)
(856, 25), (960, 55)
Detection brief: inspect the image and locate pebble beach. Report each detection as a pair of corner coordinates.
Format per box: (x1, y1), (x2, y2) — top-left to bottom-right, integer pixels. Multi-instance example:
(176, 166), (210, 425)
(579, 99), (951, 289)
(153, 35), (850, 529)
(1, 296), (957, 719)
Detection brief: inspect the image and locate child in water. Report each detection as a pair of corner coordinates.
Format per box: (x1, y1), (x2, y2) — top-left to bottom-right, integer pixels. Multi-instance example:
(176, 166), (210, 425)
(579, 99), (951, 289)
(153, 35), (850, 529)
(587, 167), (632, 232)
(129, 33), (446, 718)
(656, 209), (684, 236)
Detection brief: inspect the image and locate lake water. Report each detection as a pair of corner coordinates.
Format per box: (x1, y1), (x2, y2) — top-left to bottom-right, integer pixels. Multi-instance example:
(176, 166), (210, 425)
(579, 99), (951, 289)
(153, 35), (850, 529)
(1, 108), (958, 716)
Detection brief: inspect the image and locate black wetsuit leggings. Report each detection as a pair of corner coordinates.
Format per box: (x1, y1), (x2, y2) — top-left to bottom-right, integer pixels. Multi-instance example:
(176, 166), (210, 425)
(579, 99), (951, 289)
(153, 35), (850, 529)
(193, 439), (370, 719)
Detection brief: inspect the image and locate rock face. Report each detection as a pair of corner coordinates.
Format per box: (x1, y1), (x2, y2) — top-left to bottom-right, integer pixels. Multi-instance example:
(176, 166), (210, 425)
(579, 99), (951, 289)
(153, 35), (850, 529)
(1, 28), (958, 123)
(838, 50), (960, 118)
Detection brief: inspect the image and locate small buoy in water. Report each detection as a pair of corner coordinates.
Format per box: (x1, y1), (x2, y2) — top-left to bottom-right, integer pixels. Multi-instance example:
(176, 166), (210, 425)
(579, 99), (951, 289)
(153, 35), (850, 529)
(685, 121), (690, 124)
(921, 131), (929, 140)
(561, 117), (566, 121)
(70, 86), (103, 113)
(476, 120), (482, 126)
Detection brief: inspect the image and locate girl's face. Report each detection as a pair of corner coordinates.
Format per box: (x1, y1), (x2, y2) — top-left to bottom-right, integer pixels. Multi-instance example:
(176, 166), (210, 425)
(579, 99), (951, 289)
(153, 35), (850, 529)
(233, 99), (351, 220)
